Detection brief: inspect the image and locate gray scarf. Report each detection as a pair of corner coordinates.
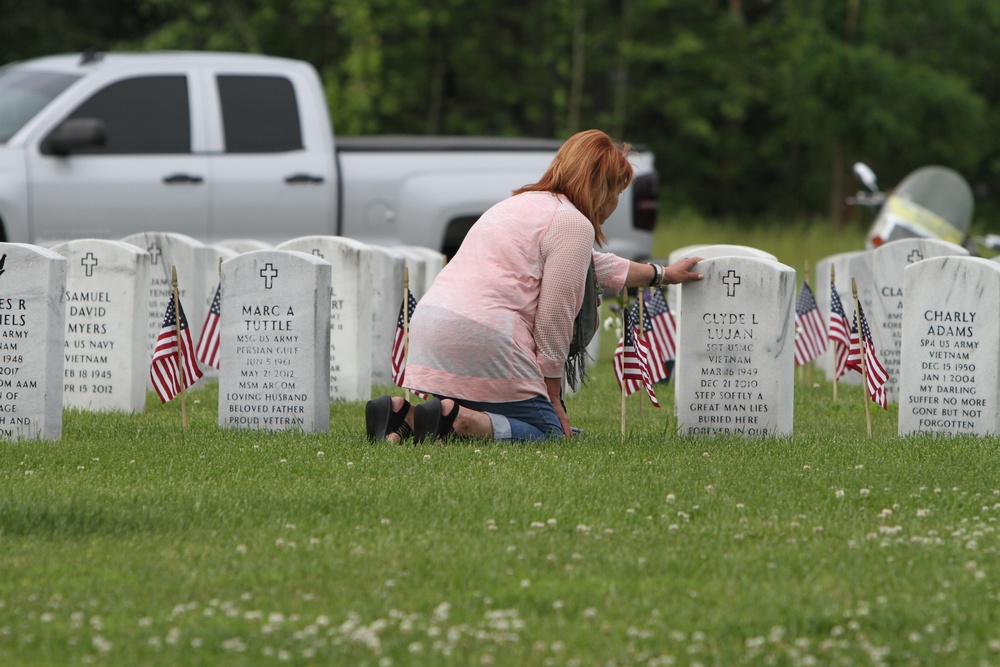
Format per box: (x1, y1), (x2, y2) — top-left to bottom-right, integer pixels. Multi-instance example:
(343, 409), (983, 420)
(564, 260), (599, 391)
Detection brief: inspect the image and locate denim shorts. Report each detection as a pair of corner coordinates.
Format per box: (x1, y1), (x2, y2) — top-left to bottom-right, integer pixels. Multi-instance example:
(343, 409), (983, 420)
(453, 395), (563, 442)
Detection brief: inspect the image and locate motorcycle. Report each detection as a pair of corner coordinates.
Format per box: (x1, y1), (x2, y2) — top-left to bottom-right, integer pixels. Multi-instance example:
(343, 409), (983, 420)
(848, 162), (1000, 256)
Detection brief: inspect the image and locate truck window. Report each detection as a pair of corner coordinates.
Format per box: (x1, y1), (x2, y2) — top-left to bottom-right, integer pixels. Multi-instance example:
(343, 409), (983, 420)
(216, 75), (303, 153)
(65, 75), (190, 154)
(0, 69), (81, 143)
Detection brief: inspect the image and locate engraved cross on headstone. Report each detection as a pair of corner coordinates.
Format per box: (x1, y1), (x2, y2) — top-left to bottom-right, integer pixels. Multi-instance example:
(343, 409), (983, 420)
(722, 269), (742, 297)
(260, 263), (278, 289)
(81, 252), (99, 277)
(147, 243), (162, 265)
(907, 250), (924, 264)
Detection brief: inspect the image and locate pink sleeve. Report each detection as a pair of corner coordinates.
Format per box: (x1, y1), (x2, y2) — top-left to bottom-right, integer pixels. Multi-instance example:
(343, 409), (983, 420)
(536, 211), (595, 377)
(593, 250), (631, 293)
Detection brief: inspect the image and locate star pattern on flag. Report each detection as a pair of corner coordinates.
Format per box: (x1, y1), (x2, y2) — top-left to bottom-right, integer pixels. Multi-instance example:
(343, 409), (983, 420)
(794, 280), (827, 366)
(613, 307), (659, 407)
(828, 282), (853, 379)
(846, 301), (889, 409)
(630, 288), (677, 383)
(150, 293), (203, 403)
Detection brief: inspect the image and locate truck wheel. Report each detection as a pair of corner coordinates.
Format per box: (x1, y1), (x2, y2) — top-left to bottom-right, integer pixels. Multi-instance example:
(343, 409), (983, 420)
(0, 218), (6, 243)
(442, 216), (478, 259)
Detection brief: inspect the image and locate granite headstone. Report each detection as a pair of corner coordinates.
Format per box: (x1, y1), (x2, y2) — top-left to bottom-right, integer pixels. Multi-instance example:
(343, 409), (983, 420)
(276, 236), (373, 401)
(0, 243), (66, 440)
(871, 239), (969, 402)
(51, 240), (151, 412)
(898, 256), (1000, 436)
(218, 250), (332, 432)
(675, 256), (795, 437)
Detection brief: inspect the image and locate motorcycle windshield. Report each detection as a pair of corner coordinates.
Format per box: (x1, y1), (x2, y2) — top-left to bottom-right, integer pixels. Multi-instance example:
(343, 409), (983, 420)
(867, 166), (974, 248)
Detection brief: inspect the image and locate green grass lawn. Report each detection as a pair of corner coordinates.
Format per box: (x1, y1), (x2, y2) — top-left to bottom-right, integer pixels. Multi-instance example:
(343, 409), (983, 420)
(3, 217), (999, 666)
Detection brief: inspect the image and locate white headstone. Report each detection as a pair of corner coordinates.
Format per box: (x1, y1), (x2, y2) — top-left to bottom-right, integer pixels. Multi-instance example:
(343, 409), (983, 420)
(0, 244), (66, 440)
(668, 244), (774, 315)
(369, 247), (405, 386)
(395, 246), (446, 295)
(214, 239), (274, 255)
(898, 257), (1000, 436)
(276, 236), (373, 402)
(813, 249), (875, 384)
(120, 232), (210, 373)
(197, 245), (238, 382)
(218, 250), (331, 432)
(51, 240), (150, 413)
(872, 239), (969, 402)
(391, 247), (430, 300)
(675, 257), (795, 437)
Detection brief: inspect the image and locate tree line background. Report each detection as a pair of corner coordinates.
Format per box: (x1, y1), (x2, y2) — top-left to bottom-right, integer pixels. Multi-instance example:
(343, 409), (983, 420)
(3, 0), (998, 227)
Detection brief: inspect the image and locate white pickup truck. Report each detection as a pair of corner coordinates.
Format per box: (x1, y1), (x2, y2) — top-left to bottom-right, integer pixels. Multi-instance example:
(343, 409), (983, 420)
(0, 51), (658, 258)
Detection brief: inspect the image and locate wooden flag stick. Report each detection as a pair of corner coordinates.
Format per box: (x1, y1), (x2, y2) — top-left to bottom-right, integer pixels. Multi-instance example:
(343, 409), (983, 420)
(852, 278), (872, 437)
(831, 264), (838, 403)
(620, 292), (628, 442)
(402, 267), (411, 403)
(803, 260), (811, 387)
(172, 265), (188, 430)
(637, 289), (646, 418)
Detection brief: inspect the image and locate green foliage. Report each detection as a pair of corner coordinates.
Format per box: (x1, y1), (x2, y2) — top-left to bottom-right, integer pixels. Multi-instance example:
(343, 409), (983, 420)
(4, 0), (1000, 223)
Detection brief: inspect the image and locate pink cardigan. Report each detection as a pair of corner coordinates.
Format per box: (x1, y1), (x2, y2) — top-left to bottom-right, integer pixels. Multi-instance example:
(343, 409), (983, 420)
(406, 192), (629, 402)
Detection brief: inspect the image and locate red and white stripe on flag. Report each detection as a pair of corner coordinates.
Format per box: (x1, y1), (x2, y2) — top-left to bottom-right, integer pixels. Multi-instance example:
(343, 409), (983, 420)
(196, 282), (222, 370)
(150, 293), (203, 403)
(846, 302), (889, 410)
(794, 281), (827, 366)
(828, 282), (853, 378)
(613, 308), (659, 407)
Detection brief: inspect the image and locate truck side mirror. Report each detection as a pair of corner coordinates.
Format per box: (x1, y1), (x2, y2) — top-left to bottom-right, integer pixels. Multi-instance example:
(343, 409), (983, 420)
(40, 118), (107, 156)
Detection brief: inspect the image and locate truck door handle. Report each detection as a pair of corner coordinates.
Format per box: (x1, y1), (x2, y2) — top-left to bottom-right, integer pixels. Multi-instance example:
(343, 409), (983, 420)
(284, 173), (325, 184)
(163, 173), (204, 184)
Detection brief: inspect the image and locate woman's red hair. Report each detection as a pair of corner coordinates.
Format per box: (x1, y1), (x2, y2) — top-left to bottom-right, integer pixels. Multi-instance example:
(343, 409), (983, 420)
(514, 129), (635, 247)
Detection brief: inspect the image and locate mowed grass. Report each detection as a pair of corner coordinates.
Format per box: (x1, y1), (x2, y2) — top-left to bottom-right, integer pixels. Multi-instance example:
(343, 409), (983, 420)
(3, 217), (1000, 666)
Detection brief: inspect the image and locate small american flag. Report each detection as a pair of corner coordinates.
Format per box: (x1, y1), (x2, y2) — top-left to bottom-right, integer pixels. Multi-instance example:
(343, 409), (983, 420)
(846, 302), (889, 409)
(630, 288), (676, 382)
(828, 282), (852, 379)
(150, 293), (203, 403)
(613, 307), (659, 407)
(794, 281), (827, 366)
(196, 282), (222, 370)
(391, 290), (418, 388)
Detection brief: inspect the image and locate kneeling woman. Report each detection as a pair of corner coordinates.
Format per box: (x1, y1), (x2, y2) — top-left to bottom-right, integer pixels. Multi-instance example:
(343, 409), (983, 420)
(366, 129), (702, 443)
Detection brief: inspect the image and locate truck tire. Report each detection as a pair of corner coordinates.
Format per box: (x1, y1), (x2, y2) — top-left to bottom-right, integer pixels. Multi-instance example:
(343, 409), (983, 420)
(0, 217), (6, 243)
(442, 216), (478, 259)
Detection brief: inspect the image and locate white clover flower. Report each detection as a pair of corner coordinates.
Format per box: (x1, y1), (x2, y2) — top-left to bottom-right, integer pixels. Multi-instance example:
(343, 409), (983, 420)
(835, 489), (845, 499)
(423, 454), (431, 462)
(917, 508), (931, 518)
(317, 451), (325, 457)
(860, 488), (871, 497)
(520, 579), (531, 588)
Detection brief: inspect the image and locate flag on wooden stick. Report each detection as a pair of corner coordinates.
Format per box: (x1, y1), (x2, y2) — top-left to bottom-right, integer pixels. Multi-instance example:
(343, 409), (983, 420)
(613, 307), (659, 407)
(196, 281), (222, 370)
(150, 292), (203, 403)
(828, 282), (852, 379)
(794, 280), (827, 366)
(630, 287), (676, 382)
(847, 301), (889, 410)
(391, 290), (418, 389)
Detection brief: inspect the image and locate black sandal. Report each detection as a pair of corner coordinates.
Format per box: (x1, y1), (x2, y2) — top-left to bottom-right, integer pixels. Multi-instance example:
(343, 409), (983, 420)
(413, 397), (459, 444)
(365, 395), (412, 442)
